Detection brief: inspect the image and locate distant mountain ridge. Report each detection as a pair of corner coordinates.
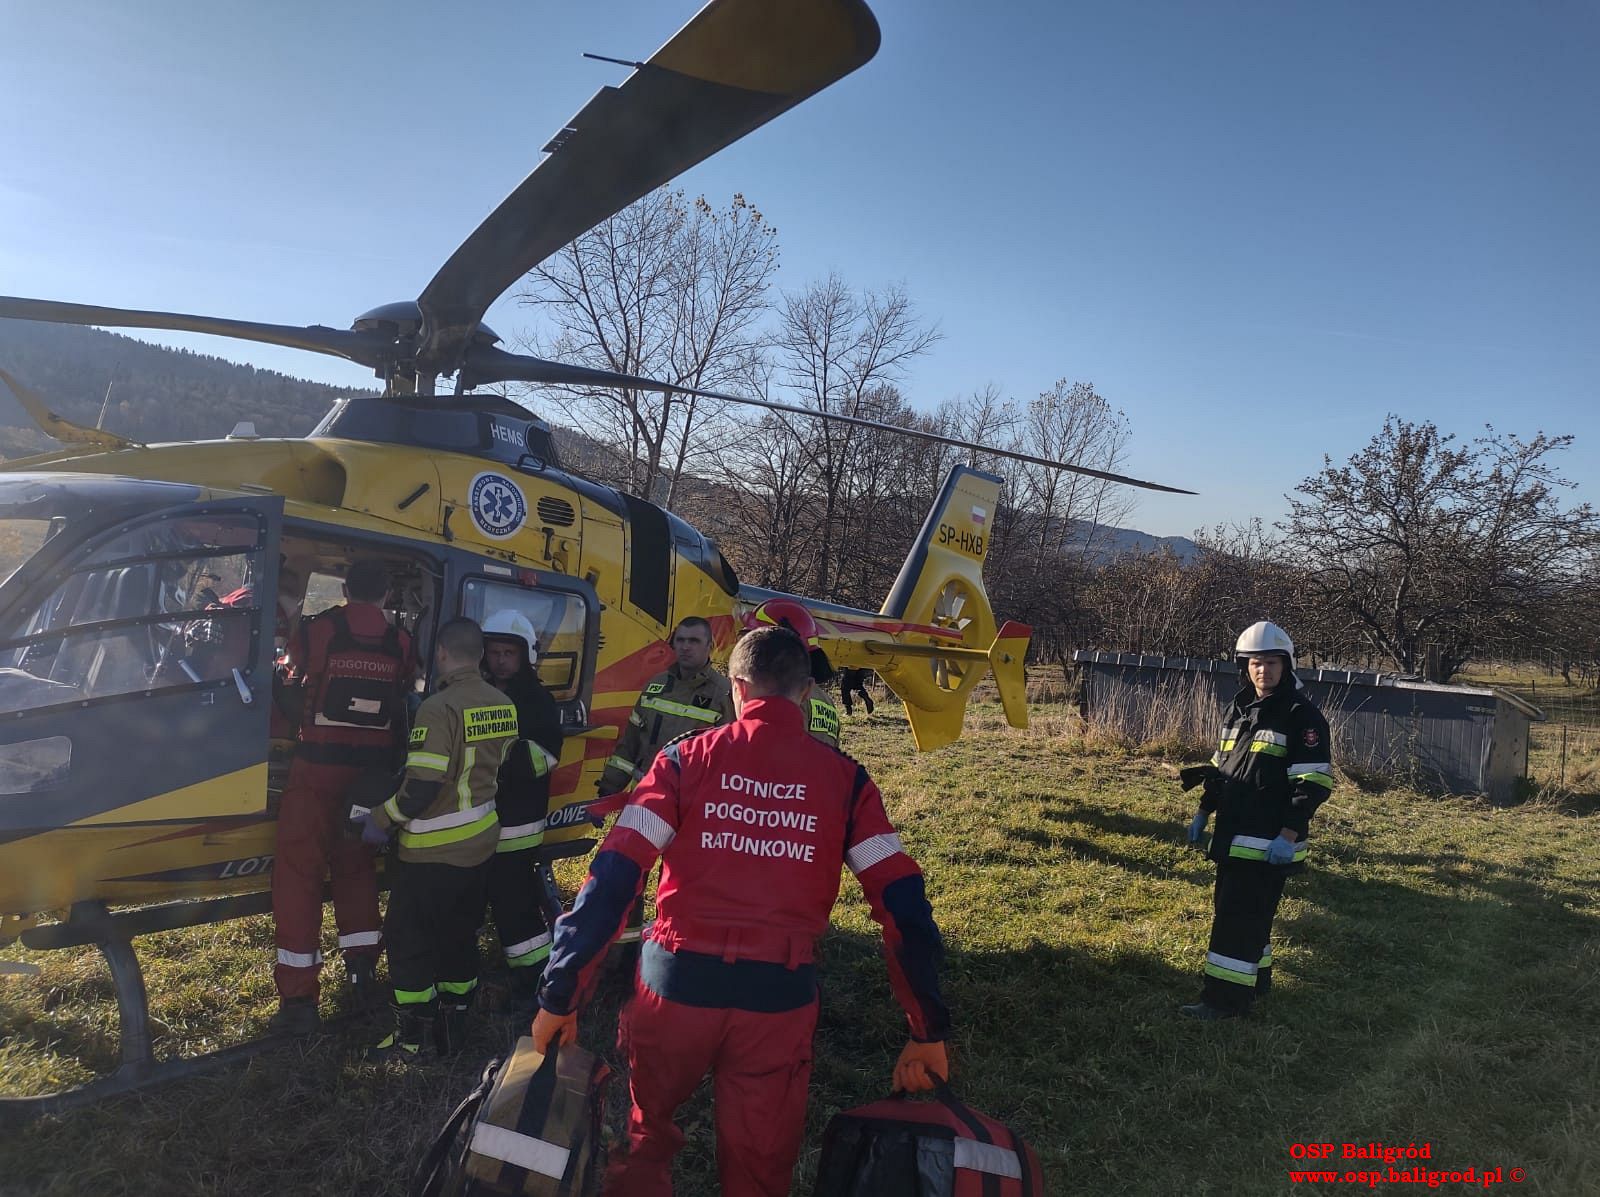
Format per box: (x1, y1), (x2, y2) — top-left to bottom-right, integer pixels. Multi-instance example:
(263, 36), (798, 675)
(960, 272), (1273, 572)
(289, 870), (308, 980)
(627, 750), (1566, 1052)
(0, 319), (372, 453)
(0, 320), (1197, 557)
(1086, 525), (1199, 561)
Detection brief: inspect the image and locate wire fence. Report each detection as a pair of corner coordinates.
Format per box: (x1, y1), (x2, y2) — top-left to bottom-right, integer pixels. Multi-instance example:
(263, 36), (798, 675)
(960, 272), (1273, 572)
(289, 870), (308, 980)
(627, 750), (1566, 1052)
(1463, 662), (1600, 795)
(1530, 722), (1600, 792)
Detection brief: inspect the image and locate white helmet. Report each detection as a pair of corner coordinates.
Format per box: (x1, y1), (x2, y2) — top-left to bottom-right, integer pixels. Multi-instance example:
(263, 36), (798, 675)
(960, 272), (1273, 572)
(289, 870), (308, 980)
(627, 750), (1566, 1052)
(1235, 620), (1297, 684)
(482, 609), (538, 664)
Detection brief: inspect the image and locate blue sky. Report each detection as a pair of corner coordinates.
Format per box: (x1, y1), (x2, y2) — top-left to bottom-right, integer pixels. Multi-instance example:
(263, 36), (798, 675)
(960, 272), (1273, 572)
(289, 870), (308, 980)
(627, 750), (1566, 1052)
(3, 0), (1596, 538)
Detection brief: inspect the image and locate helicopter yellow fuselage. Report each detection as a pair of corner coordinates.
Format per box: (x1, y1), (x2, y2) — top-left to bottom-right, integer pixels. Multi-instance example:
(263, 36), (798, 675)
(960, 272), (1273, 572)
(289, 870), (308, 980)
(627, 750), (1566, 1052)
(0, 409), (1025, 926)
(0, 432), (743, 917)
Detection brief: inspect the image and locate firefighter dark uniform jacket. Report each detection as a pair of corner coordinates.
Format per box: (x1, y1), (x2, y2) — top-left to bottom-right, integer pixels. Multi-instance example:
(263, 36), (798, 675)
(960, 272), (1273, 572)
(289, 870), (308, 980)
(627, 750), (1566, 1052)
(494, 667), (564, 854)
(285, 603), (414, 767)
(807, 686), (842, 748)
(1200, 681), (1334, 869)
(370, 665), (517, 866)
(541, 695), (951, 1040)
(598, 663), (734, 792)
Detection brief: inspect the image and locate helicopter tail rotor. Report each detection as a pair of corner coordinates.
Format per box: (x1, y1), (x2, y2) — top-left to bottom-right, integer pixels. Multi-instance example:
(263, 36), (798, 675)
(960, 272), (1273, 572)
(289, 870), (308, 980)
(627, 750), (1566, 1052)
(731, 467), (1031, 751)
(742, 466), (1031, 751)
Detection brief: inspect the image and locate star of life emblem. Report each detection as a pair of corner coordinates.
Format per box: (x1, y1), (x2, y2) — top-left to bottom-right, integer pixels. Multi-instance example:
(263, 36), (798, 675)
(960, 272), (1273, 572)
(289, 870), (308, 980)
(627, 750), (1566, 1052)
(468, 472), (527, 539)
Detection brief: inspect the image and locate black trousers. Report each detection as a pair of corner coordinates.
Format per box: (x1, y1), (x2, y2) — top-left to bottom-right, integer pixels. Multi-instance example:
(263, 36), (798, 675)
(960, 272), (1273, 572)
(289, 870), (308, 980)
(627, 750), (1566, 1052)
(385, 855), (490, 1014)
(1202, 859), (1287, 1011)
(483, 846), (553, 975)
(839, 669), (875, 715)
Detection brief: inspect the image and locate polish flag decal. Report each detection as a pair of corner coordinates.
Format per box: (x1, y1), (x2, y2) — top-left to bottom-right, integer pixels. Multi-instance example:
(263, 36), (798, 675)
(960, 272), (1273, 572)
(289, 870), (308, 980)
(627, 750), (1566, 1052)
(971, 505), (987, 526)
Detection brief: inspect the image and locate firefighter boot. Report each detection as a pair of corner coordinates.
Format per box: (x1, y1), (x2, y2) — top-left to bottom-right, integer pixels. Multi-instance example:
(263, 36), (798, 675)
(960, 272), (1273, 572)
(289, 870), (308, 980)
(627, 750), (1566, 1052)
(434, 1000), (472, 1056)
(506, 967), (543, 1019)
(345, 956), (383, 1015)
(1179, 1000), (1246, 1021)
(267, 996), (321, 1037)
(366, 1006), (428, 1063)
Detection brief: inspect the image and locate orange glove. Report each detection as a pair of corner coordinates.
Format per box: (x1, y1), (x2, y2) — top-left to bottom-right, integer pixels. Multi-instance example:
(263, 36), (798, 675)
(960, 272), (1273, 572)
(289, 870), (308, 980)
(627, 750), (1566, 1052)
(893, 1040), (949, 1093)
(531, 1007), (578, 1055)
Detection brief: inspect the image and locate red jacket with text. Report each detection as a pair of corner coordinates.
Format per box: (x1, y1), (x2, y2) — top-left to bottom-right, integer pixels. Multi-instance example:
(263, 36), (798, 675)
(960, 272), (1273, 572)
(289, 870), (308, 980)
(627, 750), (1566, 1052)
(539, 695), (950, 1042)
(286, 603), (413, 769)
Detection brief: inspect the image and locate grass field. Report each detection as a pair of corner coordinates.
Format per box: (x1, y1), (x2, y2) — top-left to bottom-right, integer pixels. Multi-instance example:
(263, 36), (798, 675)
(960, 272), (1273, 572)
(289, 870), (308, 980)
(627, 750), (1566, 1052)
(3, 699), (1600, 1195)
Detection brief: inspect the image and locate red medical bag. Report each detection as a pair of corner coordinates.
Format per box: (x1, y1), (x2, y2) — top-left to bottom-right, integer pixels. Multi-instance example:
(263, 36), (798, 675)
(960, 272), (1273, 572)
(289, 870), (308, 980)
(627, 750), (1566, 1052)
(812, 1077), (1045, 1196)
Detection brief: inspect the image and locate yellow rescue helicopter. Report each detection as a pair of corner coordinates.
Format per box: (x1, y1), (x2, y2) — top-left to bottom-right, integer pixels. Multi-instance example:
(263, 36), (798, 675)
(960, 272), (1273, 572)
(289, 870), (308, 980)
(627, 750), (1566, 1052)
(0, 0), (1188, 1110)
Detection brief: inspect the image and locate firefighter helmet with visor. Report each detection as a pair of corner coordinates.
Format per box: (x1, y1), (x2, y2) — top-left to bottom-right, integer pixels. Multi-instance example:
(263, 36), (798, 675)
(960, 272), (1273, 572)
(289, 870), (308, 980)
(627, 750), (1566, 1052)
(483, 609), (539, 664)
(1234, 620), (1298, 687)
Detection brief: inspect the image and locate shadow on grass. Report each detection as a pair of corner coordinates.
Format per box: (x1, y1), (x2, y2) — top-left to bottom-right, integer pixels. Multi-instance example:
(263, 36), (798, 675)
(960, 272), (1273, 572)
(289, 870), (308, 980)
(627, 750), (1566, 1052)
(1002, 823), (1197, 883)
(0, 1002), (122, 1079)
(1042, 802), (1183, 843)
(1334, 845), (1598, 913)
(5, 833), (1597, 1195)
(0, 927), (1176, 1197)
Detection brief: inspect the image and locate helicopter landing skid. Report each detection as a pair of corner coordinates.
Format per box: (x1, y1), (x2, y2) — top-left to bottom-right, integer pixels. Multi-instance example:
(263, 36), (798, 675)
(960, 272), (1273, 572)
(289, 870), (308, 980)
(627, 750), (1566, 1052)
(1, 897), (362, 1120)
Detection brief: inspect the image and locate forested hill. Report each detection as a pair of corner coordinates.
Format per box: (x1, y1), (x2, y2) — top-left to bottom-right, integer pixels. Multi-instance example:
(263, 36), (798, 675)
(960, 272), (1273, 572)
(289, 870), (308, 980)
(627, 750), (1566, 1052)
(0, 319), (373, 453)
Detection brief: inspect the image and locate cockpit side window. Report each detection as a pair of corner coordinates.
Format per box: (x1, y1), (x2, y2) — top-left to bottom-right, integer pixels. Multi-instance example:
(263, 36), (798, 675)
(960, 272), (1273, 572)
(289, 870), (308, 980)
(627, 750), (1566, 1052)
(460, 577), (588, 702)
(0, 512), (266, 712)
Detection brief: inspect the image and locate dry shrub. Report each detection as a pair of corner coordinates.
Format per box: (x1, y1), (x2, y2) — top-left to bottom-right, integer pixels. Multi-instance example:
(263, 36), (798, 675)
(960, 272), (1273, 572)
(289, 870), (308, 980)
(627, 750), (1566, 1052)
(1077, 671), (1217, 758)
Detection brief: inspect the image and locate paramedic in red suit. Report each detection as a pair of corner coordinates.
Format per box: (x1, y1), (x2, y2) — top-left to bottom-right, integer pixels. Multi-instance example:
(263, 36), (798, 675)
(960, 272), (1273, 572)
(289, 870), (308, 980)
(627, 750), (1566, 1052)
(532, 627), (951, 1197)
(268, 558), (414, 1035)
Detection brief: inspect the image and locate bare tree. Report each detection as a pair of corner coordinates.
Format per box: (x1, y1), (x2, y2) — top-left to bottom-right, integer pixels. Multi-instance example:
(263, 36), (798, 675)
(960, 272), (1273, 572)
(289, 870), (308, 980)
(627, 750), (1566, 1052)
(713, 409), (821, 594)
(515, 190), (778, 501)
(771, 276), (939, 598)
(1015, 380), (1136, 567)
(1282, 417), (1597, 680)
(1089, 550), (1203, 655)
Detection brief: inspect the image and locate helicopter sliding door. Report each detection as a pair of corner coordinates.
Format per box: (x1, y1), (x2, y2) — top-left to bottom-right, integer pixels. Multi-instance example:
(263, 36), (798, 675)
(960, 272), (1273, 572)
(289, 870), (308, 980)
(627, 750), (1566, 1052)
(0, 484), (282, 912)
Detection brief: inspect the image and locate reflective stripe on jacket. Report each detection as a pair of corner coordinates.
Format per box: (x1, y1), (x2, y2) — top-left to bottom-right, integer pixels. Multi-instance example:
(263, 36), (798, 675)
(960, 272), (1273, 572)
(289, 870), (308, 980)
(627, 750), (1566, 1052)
(599, 664), (734, 793)
(543, 696), (951, 1041)
(493, 667), (565, 853)
(1201, 682), (1334, 867)
(372, 665), (517, 865)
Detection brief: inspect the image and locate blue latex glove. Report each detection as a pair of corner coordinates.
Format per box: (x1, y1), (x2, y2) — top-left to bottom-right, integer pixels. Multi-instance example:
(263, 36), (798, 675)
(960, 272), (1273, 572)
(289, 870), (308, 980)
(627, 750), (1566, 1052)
(359, 814), (391, 849)
(1186, 811), (1208, 845)
(1267, 833), (1298, 866)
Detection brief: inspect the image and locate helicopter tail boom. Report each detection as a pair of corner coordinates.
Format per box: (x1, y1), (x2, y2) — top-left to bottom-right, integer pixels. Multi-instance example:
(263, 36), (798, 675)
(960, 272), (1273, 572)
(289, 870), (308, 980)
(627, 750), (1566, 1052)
(739, 466), (1030, 751)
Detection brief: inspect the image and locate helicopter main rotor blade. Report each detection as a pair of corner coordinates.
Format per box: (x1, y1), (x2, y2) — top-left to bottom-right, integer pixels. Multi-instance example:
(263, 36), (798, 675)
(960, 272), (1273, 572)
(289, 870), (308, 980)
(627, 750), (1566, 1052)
(460, 345), (716, 392)
(0, 297), (396, 372)
(415, 0), (880, 376)
(469, 346), (1195, 494)
(0, 366), (137, 450)
(680, 386), (1198, 494)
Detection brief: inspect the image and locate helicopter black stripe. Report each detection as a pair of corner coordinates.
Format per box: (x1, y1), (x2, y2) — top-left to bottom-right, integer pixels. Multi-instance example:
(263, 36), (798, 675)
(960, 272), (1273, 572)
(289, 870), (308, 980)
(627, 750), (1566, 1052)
(623, 494), (671, 626)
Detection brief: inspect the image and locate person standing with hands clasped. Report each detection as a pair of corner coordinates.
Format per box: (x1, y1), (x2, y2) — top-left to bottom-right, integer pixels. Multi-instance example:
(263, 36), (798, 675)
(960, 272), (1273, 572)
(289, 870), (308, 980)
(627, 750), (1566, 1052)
(361, 617), (518, 1060)
(1180, 621), (1335, 1020)
(533, 626), (951, 1197)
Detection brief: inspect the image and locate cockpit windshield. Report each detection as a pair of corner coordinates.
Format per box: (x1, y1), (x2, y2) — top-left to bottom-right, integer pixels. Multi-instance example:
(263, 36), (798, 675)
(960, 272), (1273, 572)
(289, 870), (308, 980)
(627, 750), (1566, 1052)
(0, 477), (268, 713)
(0, 517), (57, 587)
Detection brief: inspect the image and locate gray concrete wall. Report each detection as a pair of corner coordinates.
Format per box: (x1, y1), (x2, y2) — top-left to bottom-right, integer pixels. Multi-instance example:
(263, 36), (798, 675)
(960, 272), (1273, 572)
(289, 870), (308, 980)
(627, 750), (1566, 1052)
(1073, 652), (1534, 803)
